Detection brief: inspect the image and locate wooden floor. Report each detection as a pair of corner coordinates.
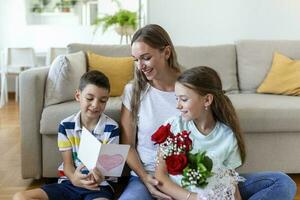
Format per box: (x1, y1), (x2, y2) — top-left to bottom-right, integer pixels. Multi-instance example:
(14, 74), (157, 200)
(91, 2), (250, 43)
(0, 96), (299, 199)
(0, 96), (50, 200)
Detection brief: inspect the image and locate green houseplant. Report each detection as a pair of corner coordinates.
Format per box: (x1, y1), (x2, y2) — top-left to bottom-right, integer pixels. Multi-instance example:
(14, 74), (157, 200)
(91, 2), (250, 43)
(93, 9), (138, 34)
(55, 0), (78, 12)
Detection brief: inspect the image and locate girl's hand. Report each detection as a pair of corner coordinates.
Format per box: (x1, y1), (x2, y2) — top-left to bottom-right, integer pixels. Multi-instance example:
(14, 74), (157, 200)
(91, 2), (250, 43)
(141, 174), (172, 200)
(234, 185), (242, 200)
(71, 165), (100, 190)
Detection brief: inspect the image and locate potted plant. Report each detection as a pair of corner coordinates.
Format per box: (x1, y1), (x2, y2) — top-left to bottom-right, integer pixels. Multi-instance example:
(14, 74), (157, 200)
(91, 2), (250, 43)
(93, 9), (138, 37)
(55, 0), (78, 12)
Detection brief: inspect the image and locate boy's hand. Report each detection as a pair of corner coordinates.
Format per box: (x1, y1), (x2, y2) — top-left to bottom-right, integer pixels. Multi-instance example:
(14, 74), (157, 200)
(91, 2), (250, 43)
(71, 165), (100, 190)
(89, 167), (105, 185)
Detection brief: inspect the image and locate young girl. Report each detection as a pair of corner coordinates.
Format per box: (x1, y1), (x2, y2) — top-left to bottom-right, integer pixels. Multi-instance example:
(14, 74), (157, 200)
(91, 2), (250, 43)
(153, 66), (246, 200)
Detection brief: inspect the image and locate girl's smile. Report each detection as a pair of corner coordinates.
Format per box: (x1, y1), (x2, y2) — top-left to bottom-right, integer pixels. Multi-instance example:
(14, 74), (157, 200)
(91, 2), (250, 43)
(175, 82), (206, 122)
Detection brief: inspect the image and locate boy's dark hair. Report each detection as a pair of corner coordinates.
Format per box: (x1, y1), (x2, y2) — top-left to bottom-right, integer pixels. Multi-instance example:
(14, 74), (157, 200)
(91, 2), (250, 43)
(79, 70), (110, 92)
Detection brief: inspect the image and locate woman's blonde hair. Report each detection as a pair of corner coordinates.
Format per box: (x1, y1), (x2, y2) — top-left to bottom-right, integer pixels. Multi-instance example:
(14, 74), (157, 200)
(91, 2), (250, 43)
(177, 66), (246, 163)
(130, 24), (180, 129)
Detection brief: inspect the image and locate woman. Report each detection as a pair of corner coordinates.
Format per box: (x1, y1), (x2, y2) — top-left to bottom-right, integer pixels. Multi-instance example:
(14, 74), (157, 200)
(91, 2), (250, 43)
(119, 24), (296, 200)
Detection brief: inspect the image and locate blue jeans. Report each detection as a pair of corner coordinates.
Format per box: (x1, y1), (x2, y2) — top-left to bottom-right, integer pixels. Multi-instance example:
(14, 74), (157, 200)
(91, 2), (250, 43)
(239, 171), (296, 200)
(119, 172), (296, 200)
(41, 180), (114, 200)
(118, 176), (154, 200)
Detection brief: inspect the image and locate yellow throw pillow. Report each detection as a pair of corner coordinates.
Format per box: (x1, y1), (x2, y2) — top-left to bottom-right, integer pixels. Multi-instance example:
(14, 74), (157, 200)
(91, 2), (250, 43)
(87, 51), (134, 96)
(257, 52), (300, 95)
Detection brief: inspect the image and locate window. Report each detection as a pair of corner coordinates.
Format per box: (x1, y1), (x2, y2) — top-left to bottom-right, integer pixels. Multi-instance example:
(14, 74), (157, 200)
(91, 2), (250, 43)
(26, 0), (147, 26)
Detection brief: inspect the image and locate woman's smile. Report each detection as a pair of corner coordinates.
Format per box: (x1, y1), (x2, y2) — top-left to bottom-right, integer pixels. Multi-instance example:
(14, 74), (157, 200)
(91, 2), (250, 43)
(142, 67), (153, 75)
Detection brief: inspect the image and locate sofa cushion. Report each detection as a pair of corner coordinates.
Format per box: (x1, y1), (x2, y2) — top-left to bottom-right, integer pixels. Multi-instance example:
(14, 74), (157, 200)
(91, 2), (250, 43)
(40, 97), (122, 135)
(257, 52), (300, 96)
(228, 93), (300, 133)
(236, 40), (300, 92)
(87, 51), (134, 96)
(44, 51), (86, 106)
(176, 45), (238, 92)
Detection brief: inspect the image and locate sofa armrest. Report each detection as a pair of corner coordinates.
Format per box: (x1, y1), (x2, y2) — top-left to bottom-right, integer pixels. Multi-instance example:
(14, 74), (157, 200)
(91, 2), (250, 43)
(19, 66), (49, 179)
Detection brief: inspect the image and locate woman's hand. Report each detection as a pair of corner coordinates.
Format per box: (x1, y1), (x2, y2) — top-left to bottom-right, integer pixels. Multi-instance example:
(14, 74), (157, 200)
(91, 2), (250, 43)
(71, 165), (100, 190)
(141, 174), (172, 200)
(121, 106), (171, 199)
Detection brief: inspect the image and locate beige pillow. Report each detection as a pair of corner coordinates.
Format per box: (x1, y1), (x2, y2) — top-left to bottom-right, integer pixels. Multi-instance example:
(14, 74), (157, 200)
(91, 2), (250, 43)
(45, 51), (86, 106)
(257, 52), (300, 96)
(87, 51), (134, 96)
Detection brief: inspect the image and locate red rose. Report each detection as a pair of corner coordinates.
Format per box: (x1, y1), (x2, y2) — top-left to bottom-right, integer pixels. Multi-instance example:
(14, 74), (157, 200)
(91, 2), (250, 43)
(181, 130), (190, 137)
(176, 135), (185, 148)
(166, 153), (188, 175)
(176, 131), (192, 152)
(151, 123), (172, 144)
(184, 137), (192, 152)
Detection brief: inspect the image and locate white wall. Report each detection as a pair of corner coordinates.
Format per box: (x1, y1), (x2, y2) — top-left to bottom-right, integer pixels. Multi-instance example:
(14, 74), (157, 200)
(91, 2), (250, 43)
(147, 0), (300, 46)
(3, 0), (300, 50)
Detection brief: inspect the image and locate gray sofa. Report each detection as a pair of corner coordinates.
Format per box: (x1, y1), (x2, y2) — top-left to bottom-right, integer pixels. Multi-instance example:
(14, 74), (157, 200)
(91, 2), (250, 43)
(20, 40), (300, 179)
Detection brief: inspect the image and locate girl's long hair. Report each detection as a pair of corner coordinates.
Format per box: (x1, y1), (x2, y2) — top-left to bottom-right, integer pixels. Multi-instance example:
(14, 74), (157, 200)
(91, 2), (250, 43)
(177, 66), (246, 163)
(130, 24), (180, 130)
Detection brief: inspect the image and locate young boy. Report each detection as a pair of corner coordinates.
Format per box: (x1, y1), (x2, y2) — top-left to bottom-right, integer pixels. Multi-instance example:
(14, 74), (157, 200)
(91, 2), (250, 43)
(13, 70), (119, 200)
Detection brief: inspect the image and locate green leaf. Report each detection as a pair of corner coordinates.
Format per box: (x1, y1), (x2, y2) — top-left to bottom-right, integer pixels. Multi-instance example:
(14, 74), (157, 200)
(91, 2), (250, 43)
(197, 163), (207, 173)
(196, 151), (204, 163)
(203, 155), (213, 171)
(92, 9), (137, 34)
(182, 167), (190, 177)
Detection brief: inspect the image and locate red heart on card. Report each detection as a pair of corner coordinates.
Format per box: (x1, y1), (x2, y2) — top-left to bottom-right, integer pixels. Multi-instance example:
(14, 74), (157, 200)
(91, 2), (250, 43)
(98, 154), (124, 171)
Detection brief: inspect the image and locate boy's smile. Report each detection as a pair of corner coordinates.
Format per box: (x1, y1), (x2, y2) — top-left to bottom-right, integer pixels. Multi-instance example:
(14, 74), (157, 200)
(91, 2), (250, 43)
(75, 84), (109, 128)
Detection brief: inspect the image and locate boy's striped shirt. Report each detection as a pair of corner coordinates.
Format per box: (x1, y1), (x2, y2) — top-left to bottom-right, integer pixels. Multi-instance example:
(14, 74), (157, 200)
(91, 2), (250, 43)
(57, 111), (119, 185)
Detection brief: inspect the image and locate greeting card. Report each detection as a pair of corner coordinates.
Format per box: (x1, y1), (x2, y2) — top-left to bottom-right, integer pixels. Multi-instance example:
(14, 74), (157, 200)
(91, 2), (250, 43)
(78, 127), (129, 177)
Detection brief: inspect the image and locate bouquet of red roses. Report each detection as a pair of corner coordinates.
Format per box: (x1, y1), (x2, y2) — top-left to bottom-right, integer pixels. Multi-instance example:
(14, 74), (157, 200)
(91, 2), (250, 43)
(152, 123), (213, 188)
